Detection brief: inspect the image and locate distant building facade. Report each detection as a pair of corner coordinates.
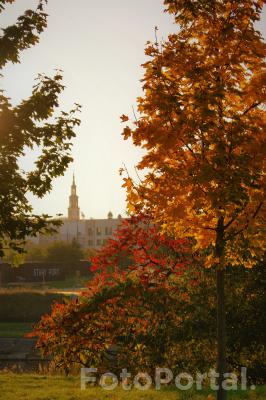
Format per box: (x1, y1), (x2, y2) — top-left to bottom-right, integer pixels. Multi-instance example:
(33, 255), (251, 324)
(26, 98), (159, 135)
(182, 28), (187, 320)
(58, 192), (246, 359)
(38, 175), (122, 249)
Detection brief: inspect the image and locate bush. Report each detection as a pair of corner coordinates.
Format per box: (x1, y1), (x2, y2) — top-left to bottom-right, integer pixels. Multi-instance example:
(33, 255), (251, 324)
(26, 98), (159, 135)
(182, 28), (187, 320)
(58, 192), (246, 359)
(33, 217), (266, 384)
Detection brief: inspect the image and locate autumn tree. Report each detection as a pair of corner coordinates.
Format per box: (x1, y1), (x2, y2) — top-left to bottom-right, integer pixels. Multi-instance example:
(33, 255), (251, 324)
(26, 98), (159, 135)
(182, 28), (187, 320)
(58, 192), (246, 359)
(0, 0), (80, 257)
(121, 1), (266, 399)
(33, 217), (266, 382)
(32, 215), (193, 373)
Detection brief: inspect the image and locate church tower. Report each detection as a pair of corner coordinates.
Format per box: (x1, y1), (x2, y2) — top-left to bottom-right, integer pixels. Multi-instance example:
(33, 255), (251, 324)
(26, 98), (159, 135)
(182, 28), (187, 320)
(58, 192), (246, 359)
(68, 174), (80, 221)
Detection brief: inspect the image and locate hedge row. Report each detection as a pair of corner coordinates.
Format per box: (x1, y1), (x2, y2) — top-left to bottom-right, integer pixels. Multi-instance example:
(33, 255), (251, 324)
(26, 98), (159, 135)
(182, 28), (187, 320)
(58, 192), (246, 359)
(0, 291), (70, 322)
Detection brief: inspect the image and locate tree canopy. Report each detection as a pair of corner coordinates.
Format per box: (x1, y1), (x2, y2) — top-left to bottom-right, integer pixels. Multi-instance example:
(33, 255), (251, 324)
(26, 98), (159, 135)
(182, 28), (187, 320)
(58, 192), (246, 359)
(0, 0), (80, 257)
(122, 0), (266, 268)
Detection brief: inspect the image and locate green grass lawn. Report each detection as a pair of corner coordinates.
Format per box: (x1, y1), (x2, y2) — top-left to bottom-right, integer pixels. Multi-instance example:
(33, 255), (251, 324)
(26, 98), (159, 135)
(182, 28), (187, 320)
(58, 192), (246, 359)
(44, 277), (87, 289)
(0, 322), (33, 338)
(0, 374), (265, 400)
(2, 276), (88, 291)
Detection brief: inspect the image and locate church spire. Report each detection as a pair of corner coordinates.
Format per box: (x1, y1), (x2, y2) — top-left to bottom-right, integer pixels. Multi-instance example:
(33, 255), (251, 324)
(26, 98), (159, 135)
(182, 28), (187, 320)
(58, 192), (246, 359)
(68, 174), (80, 221)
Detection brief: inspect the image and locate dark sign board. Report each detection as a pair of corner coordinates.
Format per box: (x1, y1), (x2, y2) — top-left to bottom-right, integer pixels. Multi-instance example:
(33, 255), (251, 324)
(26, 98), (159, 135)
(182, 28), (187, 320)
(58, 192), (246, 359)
(0, 261), (91, 284)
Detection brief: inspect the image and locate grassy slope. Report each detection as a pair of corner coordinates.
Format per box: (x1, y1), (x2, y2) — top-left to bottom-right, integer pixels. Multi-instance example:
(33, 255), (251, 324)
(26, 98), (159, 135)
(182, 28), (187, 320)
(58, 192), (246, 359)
(0, 289), (71, 323)
(0, 374), (265, 400)
(0, 323), (33, 338)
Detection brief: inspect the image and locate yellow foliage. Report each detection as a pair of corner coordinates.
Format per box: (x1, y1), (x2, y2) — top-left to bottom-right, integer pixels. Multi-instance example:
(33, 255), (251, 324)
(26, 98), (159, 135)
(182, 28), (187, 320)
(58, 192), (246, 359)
(121, 0), (266, 269)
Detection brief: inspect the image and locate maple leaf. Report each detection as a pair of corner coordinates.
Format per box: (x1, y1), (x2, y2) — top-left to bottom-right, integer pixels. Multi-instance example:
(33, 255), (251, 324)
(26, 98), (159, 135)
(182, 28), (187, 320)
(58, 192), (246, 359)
(120, 114), (129, 122)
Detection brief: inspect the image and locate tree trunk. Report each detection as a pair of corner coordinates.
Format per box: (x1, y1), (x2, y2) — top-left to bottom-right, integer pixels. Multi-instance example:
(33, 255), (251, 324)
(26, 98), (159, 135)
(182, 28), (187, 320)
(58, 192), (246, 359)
(216, 267), (226, 400)
(215, 216), (226, 400)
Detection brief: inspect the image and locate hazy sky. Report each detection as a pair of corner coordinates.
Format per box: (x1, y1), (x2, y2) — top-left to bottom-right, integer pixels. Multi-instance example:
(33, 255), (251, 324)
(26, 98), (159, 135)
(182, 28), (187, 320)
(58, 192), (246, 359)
(1, 1), (265, 219)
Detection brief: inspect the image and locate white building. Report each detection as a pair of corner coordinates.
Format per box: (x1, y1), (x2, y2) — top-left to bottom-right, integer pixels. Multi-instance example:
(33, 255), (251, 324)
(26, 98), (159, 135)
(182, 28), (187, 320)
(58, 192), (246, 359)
(39, 175), (122, 249)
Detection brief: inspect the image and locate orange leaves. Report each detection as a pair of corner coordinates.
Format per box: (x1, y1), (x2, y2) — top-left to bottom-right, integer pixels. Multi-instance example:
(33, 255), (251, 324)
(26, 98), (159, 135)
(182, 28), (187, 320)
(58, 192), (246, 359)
(122, 178), (143, 215)
(122, 125), (131, 140)
(122, 177), (133, 190)
(121, 0), (266, 269)
(120, 114), (129, 122)
(120, 114), (132, 141)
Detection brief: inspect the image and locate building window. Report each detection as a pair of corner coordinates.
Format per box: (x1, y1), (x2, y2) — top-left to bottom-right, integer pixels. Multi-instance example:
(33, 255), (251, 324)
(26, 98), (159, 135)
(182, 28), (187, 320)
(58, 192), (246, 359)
(88, 228), (93, 236)
(96, 239), (101, 246)
(88, 240), (94, 246)
(105, 227), (112, 235)
(96, 227), (101, 236)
